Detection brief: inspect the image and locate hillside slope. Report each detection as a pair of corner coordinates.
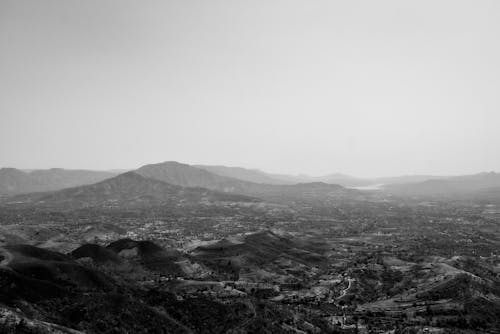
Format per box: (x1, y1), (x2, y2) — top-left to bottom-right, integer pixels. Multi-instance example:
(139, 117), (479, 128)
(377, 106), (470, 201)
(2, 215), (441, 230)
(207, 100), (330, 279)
(1, 171), (257, 209)
(0, 168), (117, 196)
(136, 161), (358, 203)
(195, 165), (292, 185)
(385, 172), (500, 198)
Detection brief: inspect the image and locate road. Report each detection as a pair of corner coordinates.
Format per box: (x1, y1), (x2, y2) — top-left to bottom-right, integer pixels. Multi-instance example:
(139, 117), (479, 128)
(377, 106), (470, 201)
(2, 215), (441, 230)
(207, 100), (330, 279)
(338, 278), (355, 299)
(0, 249), (13, 266)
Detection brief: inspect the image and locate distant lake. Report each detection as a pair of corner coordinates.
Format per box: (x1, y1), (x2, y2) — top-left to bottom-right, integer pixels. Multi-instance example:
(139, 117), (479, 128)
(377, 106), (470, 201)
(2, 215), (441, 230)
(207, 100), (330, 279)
(348, 184), (384, 190)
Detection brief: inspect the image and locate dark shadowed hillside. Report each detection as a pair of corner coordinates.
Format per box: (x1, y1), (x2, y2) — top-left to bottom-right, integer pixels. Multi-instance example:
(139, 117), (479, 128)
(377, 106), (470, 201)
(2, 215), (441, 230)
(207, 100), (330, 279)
(107, 238), (185, 275)
(71, 244), (122, 264)
(0, 240), (263, 334)
(0, 244), (113, 293)
(192, 230), (326, 280)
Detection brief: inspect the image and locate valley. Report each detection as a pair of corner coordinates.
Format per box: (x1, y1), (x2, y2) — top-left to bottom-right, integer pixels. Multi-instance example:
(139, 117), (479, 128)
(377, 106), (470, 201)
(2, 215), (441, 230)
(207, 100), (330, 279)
(0, 162), (500, 333)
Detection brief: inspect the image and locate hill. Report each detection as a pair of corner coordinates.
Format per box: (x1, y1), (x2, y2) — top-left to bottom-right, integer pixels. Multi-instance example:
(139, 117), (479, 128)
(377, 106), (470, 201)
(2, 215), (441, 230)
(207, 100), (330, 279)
(135, 161), (357, 203)
(71, 244), (122, 264)
(107, 238), (184, 275)
(1, 171), (258, 209)
(472, 186), (500, 203)
(0, 168), (117, 196)
(195, 164), (376, 187)
(195, 165), (293, 185)
(0, 242), (247, 334)
(136, 161), (255, 192)
(191, 230), (326, 280)
(384, 172), (500, 199)
(0, 244), (112, 296)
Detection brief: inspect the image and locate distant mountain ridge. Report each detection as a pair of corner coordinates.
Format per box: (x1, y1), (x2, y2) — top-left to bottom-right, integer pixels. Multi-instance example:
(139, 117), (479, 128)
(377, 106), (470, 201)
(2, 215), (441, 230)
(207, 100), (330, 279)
(194, 165), (293, 185)
(0, 168), (118, 195)
(2, 171), (257, 209)
(3, 161), (498, 204)
(195, 164), (451, 187)
(1, 162), (358, 209)
(135, 161), (357, 203)
(385, 172), (500, 199)
(136, 161), (254, 193)
(195, 164), (371, 186)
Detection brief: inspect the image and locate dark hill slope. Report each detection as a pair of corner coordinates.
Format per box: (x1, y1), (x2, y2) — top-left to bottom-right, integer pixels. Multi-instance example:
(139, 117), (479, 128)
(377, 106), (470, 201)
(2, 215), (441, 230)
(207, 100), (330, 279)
(191, 230), (325, 279)
(0, 244), (112, 292)
(107, 238), (167, 254)
(107, 239), (184, 275)
(5, 244), (72, 262)
(71, 244), (121, 264)
(0, 266), (67, 302)
(193, 230), (324, 265)
(0, 242), (286, 334)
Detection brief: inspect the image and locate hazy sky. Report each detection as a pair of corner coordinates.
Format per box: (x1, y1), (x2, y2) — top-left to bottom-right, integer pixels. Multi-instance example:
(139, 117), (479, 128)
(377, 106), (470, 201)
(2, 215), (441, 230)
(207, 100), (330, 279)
(1, 0), (499, 177)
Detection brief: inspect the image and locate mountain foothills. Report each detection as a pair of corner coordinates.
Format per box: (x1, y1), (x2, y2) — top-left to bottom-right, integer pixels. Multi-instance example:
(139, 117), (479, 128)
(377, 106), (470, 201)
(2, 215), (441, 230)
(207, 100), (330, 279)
(1, 161), (500, 333)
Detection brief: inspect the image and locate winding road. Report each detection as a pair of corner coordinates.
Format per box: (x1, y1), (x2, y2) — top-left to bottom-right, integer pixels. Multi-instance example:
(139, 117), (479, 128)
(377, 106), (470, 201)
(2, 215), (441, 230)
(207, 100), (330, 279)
(0, 249), (13, 266)
(338, 278), (355, 299)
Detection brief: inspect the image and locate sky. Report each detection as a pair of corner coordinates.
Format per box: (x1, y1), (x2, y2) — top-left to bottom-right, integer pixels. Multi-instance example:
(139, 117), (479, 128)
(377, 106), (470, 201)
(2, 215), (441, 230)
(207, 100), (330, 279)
(1, 0), (499, 177)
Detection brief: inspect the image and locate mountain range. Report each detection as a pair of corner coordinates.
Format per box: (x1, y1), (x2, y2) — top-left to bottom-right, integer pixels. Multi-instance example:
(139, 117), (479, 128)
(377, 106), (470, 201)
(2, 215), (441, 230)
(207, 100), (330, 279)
(0, 164), (449, 197)
(0, 168), (118, 196)
(137, 161), (356, 201)
(3, 171), (257, 209)
(2, 162), (358, 209)
(196, 165), (448, 187)
(1, 162), (499, 205)
(384, 171), (500, 200)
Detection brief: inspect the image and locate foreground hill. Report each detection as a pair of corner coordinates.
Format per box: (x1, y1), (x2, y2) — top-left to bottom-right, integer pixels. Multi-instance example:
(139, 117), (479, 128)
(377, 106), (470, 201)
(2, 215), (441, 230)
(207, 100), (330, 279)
(106, 238), (185, 275)
(2, 235), (313, 333)
(191, 230), (326, 280)
(385, 172), (500, 199)
(71, 244), (122, 264)
(0, 242), (249, 333)
(354, 255), (500, 330)
(0, 244), (112, 298)
(0, 168), (117, 196)
(1, 171), (258, 209)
